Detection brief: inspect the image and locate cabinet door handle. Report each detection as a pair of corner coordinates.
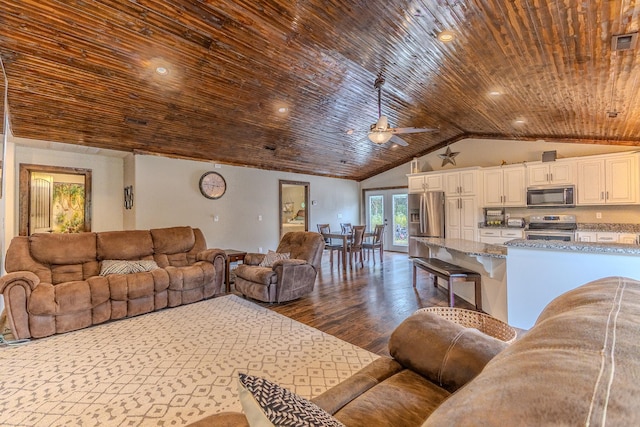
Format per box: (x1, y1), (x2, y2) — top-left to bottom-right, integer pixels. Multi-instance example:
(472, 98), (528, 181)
(601, 191), (604, 200)
(549, 173), (553, 182)
(546, 173), (549, 182)
(606, 191), (609, 200)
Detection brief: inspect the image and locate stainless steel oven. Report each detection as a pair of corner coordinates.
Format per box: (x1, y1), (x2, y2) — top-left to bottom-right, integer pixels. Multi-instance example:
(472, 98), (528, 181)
(525, 214), (576, 242)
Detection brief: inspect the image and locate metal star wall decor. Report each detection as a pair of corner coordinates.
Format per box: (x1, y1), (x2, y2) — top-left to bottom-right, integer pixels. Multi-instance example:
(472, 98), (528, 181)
(438, 146), (460, 166)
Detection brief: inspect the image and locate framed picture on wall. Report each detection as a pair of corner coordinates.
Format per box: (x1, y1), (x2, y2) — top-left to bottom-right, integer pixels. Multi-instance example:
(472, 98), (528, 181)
(283, 202), (294, 213)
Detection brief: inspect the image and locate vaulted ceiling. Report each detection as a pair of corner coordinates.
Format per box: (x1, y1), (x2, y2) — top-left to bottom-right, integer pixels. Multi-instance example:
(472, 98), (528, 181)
(1, 0), (640, 181)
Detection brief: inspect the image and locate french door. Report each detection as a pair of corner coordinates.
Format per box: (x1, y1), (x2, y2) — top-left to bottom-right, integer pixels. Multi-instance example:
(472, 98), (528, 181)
(364, 189), (408, 253)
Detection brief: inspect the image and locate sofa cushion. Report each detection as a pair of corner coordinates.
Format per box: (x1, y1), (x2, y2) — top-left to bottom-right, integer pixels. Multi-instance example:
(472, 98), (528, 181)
(235, 265), (278, 285)
(423, 276), (640, 426)
(97, 230), (154, 260)
(150, 226), (195, 254)
(238, 373), (344, 427)
(30, 232), (97, 265)
(389, 311), (507, 392)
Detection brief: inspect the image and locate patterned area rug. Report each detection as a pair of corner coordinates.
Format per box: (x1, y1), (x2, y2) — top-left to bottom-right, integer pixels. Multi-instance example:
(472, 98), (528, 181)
(0, 295), (378, 426)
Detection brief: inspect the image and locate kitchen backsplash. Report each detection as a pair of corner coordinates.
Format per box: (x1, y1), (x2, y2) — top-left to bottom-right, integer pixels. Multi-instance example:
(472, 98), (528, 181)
(503, 205), (640, 225)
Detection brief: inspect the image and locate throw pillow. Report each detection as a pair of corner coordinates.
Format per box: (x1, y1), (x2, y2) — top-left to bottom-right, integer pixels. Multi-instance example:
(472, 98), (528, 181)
(99, 260), (160, 276)
(258, 251), (291, 267)
(238, 373), (344, 427)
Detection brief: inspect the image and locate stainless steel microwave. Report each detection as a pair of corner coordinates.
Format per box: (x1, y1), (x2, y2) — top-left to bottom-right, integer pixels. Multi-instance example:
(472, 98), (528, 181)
(526, 185), (575, 208)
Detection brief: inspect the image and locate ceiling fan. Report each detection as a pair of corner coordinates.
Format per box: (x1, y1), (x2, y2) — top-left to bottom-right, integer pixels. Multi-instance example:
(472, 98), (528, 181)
(364, 74), (438, 146)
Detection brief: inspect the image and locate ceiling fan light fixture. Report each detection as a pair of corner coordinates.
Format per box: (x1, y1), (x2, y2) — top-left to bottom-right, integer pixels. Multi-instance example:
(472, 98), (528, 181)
(368, 131), (393, 145)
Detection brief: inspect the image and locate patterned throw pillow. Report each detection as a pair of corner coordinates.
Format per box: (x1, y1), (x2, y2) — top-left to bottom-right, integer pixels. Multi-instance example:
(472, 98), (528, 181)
(258, 251), (291, 267)
(99, 260), (160, 276)
(238, 373), (344, 427)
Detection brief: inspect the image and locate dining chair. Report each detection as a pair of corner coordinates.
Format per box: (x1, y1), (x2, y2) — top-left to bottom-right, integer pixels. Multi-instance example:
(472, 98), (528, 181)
(317, 224), (342, 268)
(340, 223), (353, 234)
(363, 224), (385, 264)
(347, 225), (366, 268)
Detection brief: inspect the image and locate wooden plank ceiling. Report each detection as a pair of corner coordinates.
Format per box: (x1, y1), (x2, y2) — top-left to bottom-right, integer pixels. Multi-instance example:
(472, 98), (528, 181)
(1, 0), (640, 181)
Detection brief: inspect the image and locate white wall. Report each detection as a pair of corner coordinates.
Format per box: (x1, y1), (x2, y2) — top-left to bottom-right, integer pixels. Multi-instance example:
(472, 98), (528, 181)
(132, 154), (360, 252)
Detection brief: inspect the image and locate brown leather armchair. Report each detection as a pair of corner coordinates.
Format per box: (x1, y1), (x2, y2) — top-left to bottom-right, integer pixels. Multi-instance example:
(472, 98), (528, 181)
(233, 231), (324, 303)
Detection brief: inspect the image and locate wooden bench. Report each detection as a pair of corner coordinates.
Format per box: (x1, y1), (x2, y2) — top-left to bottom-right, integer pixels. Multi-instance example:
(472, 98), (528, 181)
(412, 257), (483, 311)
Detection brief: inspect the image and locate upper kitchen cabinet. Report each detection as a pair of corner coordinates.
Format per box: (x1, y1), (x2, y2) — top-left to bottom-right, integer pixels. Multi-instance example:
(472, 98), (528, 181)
(408, 173), (443, 193)
(527, 160), (575, 186)
(482, 165), (526, 207)
(443, 168), (480, 197)
(576, 153), (639, 205)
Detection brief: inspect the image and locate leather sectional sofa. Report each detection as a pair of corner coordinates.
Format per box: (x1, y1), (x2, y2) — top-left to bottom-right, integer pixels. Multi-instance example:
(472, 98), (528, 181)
(189, 276), (640, 426)
(0, 226), (226, 339)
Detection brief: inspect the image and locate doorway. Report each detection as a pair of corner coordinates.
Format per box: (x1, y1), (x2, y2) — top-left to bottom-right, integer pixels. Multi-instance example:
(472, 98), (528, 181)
(364, 188), (408, 253)
(19, 164), (92, 236)
(279, 180), (309, 239)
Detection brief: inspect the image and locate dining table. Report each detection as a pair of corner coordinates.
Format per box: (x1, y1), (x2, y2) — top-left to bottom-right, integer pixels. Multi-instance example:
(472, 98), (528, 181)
(324, 230), (373, 271)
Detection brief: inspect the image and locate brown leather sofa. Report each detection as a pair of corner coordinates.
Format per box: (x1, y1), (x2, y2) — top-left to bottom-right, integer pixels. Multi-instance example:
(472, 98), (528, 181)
(189, 276), (640, 426)
(234, 231), (324, 303)
(0, 226), (226, 339)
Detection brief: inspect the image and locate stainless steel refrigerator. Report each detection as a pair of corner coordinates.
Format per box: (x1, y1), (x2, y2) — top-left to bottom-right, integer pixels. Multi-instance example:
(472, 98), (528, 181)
(408, 191), (445, 257)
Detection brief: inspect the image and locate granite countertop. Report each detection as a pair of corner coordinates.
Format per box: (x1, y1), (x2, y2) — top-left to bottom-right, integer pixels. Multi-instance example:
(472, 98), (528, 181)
(576, 223), (640, 233)
(505, 239), (640, 255)
(413, 237), (507, 259)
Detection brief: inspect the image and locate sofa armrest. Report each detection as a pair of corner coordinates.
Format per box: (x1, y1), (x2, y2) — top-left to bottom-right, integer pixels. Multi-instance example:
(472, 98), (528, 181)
(272, 258), (307, 268)
(312, 357), (403, 415)
(196, 248), (226, 264)
(389, 311), (507, 392)
(0, 271), (42, 339)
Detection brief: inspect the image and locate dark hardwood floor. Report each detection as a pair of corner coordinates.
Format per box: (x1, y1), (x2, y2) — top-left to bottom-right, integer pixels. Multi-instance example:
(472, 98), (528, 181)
(237, 251), (475, 357)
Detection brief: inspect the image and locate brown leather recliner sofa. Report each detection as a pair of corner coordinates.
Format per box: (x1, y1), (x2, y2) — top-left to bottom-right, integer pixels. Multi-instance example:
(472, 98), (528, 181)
(189, 276), (640, 426)
(0, 226), (226, 340)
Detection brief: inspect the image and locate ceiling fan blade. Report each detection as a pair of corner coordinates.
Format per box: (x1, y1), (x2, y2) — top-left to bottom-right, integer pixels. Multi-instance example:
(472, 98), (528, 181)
(373, 115), (389, 131)
(390, 127), (439, 134)
(389, 135), (409, 146)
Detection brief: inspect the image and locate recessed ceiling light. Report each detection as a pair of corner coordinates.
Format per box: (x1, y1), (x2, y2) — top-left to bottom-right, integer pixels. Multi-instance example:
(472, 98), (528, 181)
(513, 118), (526, 125)
(437, 30), (455, 42)
(277, 107), (288, 113)
(155, 66), (168, 75)
(488, 90), (502, 96)
(346, 129), (354, 135)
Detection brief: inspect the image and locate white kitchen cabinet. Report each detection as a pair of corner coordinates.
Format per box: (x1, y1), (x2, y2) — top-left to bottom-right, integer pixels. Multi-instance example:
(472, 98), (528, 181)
(479, 228), (524, 244)
(575, 231), (596, 242)
(443, 169), (479, 197)
(408, 173), (443, 193)
(482, 165), (526, 207)
(446, 196), (479, 241)
(595, 232), (619, 243)
(527, 161), (575, 186)
(576, 231), (639, 244)
(576, 153), (638, 205)
(618, 233), (639, 245)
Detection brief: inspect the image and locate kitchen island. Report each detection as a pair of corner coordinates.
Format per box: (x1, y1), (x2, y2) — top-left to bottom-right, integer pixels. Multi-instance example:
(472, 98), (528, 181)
(411, 237), (508, 322)
(505, 239), (640, 329)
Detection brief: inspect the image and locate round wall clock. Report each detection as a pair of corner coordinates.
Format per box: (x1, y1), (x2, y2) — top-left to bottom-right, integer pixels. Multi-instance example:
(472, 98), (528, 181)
(199, 171), (226, 199)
